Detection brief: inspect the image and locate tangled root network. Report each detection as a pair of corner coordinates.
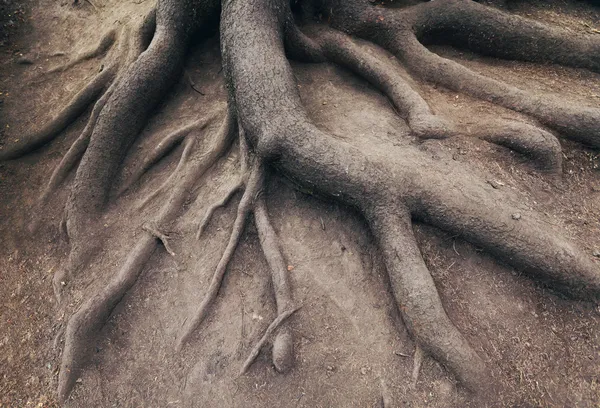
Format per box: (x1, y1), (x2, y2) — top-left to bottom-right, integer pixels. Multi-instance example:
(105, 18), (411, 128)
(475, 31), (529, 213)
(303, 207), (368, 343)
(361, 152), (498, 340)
(2, 0), (600, 405)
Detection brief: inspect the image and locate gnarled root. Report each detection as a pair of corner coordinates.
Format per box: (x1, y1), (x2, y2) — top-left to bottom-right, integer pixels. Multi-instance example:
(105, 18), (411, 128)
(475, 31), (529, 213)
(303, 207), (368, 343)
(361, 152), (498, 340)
(223, 0), (600, 394)
(177, 161), (264, 350)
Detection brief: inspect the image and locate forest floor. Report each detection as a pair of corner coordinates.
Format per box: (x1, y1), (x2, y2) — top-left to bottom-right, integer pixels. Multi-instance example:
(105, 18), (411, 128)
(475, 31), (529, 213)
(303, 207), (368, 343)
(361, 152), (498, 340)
(1, 0), (600, 407)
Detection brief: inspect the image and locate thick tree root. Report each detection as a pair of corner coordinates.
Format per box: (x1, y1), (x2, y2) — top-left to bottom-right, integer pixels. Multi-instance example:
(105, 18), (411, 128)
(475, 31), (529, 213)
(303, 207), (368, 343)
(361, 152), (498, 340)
(306, 26), (455, 140)
(313, 0), (600, 147)
(177, 162), (264, 350)
(57, 107), (234, 403)
(223, 0), (600, 394)
(466, 119), (562, 173)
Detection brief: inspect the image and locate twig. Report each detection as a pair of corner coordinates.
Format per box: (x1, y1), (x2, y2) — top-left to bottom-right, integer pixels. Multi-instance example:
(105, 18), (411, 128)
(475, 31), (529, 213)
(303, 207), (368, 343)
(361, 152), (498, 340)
(240, 307), (300, 375)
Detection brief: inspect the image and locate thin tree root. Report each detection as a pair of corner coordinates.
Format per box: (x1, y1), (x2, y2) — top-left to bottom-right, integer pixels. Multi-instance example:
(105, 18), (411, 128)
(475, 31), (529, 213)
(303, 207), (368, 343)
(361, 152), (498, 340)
(196, 178), (243, 239)
(411, 344), (424, 390)
(121, 117), (211, 196)
(305, 26), (456, 140)
(39, 85), (116, 205)
(240, 307), (300, 375)
(138, 136), (197, 209)
(254, 195), (296, 373)
(57, 107), (234, 403)
(0, 63), (117, 161)
(177, 163), (263, 350)
(142, 223), (175, 256)
(47, 28), (117, 74)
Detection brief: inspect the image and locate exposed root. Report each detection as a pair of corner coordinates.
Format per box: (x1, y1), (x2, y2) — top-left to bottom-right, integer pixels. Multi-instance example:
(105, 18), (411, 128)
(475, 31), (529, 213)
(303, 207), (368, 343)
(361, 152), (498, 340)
(368, 207), (491, 394)
(177, 163), (263, 350)
(0, 63), (117, 161)
(142, 223), (175, 256)
(254, 195), (296, 373)
(47, 28), (117, 74)
(196, 178), (243, 239)
(411, 344), (424, 390)
(294, 25), (561, 170)
(58, 234), (157, 404)
(468, 119), (562, 173)
(305, 26), (456, 139)
(57, 107), (234, 403)
(137, 121), (212, 208)
(398, 36), (600, 148)
(240, 306), (300, 375)
(39, 85), (116, 205)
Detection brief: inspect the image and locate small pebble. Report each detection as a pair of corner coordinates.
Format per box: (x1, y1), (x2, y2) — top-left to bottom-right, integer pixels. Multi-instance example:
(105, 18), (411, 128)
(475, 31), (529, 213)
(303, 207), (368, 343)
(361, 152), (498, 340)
(512, 213), (521, 220)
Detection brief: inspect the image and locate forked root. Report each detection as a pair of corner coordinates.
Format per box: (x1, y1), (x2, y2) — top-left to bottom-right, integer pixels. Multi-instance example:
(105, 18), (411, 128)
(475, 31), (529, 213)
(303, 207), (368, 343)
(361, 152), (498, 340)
(47, 28), (117, 74)
(137, 113), (222, 208)
(240, 307), (300, 375)
(119, 119), (203, 196)
(177, 163), (263, 350)
(254, 194), (296, 373)
(196, 178), (243, 239)
(57, 107), (235, 402)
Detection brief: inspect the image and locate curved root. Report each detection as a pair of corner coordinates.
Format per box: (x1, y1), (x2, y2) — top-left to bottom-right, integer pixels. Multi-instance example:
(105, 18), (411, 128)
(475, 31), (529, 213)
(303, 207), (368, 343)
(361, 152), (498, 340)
(254, 195), (295, 373)
(47, 28), (117, 74)
(177, 163), (263, 350)
(240, 307), (299, 375)
(196, 178), (243, 239)
(57, 107), (234, 402)
(0, 63), (117, 161)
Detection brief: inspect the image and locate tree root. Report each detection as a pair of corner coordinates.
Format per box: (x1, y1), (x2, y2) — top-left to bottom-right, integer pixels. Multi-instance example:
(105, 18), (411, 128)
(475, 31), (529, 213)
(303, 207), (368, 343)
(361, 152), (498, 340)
(57, 106), (234, 403)
(177, 162), (264, 350)
(240, 307), (299, 375)
(142, 223), (175, 256)
(224, 0), (600, 394)
(296, 25), (563, 171)
(305, 26), (456, 140)
(254, 195), (296, 373)
(137, 117), (215, 208)
(196, 178), (243, 239)
(47, 28), (117, 74)
(119, 118), (208, 196)
(0, 63), (117, 161)
(411, 345), (424, 390)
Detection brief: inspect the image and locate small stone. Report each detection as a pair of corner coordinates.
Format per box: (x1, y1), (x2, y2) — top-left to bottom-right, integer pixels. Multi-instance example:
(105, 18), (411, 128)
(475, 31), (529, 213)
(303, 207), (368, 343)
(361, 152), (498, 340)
(75, 378), (83, 384)
(326, 365), (335, 372)
(512, 213), (521, 220)
(60, 281), (66, 286)
(592, 249), (600, 258)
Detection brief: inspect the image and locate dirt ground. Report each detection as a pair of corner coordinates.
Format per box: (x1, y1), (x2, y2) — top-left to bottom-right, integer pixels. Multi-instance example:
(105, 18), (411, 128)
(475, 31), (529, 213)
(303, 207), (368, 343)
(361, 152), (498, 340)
(1, 0), (600, 407)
